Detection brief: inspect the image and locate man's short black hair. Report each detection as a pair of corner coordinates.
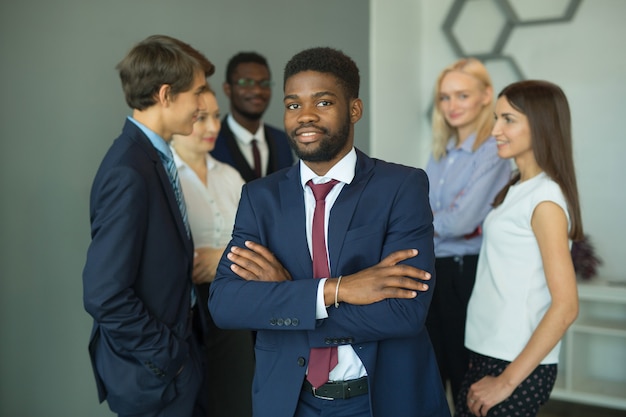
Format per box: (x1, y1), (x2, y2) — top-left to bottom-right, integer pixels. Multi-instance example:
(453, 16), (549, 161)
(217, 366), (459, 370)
(225, 51), (270, 84)
(283, 47), (360, 99)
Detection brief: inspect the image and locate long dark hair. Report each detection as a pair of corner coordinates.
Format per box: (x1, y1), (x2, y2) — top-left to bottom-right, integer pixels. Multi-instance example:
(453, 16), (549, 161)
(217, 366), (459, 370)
(492, 80), (583, 241)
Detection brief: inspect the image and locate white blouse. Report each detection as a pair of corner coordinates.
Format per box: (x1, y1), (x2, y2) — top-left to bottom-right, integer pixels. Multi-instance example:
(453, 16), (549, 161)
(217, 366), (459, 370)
(172, 147), (245, 249)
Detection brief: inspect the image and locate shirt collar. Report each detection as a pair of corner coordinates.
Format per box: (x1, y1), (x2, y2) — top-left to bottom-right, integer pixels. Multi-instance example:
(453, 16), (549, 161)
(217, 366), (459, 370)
(226, 114), (266, 145)
(446, 132), (478, 153)
(299, 147), (356, 189)
(171, 146), (216, 171)
(127, 116), (172, 160)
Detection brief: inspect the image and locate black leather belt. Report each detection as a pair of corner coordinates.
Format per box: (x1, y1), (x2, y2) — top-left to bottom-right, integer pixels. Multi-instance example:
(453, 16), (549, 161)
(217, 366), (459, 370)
(302, 376), (368, 400)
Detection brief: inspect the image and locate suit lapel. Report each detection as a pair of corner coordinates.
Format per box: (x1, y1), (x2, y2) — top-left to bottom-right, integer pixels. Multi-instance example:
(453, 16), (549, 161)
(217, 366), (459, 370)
(154, 158), (193, 252)
(126, 121), (193, 253)
(265, 126), (278, 175)
(221, 119), (257, 182)
(327, 150), (375, 276)
(279, 167), (314, 280)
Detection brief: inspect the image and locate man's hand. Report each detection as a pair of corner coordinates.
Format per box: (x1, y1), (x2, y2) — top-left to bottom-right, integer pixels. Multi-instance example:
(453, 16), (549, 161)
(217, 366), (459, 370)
(325, 249), (430, 306)
(227, 241), (292, 282)
(192, 247), (224, 284)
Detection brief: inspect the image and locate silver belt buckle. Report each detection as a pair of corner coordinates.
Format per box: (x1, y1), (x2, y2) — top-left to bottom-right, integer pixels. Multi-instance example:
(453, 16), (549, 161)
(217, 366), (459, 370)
(312, 386), (335, 401)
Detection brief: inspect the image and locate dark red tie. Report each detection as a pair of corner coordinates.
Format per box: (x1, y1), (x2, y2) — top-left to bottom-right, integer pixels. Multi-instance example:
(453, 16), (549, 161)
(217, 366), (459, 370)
(307, 179), (339, 389)
(251, 139), (262, 178)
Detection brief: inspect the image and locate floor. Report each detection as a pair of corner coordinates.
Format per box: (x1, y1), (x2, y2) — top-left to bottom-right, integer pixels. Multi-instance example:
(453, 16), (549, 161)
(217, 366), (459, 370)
(538, 399), (626, 417)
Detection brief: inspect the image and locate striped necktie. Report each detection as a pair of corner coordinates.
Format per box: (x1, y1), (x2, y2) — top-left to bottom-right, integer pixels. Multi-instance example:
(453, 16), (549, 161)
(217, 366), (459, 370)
(157, 150), (190, 238)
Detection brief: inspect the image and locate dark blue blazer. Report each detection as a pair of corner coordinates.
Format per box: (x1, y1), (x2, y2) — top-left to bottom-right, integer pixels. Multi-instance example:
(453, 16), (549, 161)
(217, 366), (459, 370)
(83, 120), (197, 415)
(209, 149), (450, 417)
(210, 116), (294, 182)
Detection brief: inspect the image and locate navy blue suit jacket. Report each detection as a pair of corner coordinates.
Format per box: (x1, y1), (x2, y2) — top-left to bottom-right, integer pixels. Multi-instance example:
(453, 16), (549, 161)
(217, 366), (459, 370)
(209, 149), (450, 417)
(83, 120), (197, 415)
(210, 116), (294, 182)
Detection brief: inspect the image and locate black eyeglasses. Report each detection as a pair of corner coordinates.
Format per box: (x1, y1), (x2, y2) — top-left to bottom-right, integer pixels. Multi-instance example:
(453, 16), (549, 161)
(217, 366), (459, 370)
(234, 78), (272, 89)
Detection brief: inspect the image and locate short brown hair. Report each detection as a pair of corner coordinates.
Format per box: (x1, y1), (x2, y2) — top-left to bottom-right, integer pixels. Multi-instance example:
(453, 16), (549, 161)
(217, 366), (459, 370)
(116, 35), (215, 110)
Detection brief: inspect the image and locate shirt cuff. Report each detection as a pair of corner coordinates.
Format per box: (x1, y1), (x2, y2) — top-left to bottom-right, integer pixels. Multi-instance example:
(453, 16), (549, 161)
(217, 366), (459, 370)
(316, 278), (329, 319)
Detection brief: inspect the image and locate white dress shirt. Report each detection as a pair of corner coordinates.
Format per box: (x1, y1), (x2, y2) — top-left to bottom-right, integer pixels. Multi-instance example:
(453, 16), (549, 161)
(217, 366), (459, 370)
(172, 147), (245, 249)
(299, 147), (367, 381)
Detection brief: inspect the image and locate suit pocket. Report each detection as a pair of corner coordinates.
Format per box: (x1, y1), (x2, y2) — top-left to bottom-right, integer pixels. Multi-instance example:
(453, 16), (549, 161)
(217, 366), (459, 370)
(94, 332), (176, 415)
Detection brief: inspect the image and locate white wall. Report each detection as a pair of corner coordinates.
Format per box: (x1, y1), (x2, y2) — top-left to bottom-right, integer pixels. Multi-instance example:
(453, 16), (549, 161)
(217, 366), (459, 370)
(370, 0), (626, 283)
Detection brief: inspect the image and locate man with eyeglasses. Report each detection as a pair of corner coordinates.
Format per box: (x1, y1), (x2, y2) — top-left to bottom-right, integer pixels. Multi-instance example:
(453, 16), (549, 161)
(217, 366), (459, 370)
(212, 51), (294, 182)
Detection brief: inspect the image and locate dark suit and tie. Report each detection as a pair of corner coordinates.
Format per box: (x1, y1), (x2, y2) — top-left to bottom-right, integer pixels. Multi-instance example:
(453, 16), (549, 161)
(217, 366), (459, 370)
(210, 116), (294, 182)
(209, 46), (449, 417)
(82, 34), (214, 417)
(209, 149), (450, 417)
(83, 120), (204, 416)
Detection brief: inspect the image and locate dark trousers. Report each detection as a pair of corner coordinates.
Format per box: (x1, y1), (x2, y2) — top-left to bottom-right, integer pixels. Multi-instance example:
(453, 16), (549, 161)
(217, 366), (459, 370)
(425, 255), (478, 401)
(196, 283), (255, 417)
(294, 388), (370, 417)
(455, 352), (557, 417)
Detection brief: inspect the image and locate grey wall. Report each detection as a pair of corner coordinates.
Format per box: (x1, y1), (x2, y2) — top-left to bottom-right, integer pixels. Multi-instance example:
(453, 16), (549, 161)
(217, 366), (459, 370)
(0, 1), (369, 416)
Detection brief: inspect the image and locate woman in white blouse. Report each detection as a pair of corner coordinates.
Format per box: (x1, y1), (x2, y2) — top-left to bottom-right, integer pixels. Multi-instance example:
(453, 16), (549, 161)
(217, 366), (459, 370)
(171, 90), (253, 417)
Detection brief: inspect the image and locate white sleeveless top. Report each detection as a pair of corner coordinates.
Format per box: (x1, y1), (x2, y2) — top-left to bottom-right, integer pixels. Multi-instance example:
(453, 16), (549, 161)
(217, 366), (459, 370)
(465, 172), (570, 364)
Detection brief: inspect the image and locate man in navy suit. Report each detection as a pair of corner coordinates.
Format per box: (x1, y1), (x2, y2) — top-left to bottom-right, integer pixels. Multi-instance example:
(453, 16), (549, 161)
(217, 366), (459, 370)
(211, 51), (294, 182)
(209, 47), (450, 417)
(83, 35), (213, 417)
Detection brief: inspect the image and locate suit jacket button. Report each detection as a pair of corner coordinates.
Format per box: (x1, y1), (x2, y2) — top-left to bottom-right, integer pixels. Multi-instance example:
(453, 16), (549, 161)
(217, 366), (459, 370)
(270, 318), (277, 325)
(292, 318), (299, 326)
(284, 318), (292, 326)
(297, 357), (306, 367)
(277, 318), (284, 326)
(324, 337), (332, 345)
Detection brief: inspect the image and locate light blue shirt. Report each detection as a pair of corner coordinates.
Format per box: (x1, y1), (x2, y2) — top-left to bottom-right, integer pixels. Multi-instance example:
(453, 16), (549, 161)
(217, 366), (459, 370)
(425, 134), (511, 258)
(127, 116), (173, 161)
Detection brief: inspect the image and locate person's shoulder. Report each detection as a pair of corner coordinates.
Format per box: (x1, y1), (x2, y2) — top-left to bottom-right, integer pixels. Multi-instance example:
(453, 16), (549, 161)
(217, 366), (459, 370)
(369, 154), (425, 177)
(247, 164), (296, 190)
(101, 122), (151, 165)
(474, 135), (500, 157)
(535, 174), (564, 196)
(212, 156), (245, 183)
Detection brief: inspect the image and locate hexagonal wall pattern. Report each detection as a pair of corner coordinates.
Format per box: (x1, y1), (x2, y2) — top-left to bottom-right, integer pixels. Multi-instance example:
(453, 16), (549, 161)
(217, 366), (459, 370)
(428, 0), (583, 120)
(443, 0), (514, 58)
(497, 0), (582, 26)
(442, 0), (582, 77)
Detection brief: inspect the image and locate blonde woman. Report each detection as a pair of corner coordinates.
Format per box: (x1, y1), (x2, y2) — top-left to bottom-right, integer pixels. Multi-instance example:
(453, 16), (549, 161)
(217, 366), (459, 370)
(425, 58), (511, 402)
(171, 90), (253, 417)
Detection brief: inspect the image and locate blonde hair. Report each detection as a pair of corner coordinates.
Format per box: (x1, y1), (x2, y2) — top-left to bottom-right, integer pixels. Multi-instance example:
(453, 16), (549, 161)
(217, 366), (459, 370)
(431, 58), (494, 161)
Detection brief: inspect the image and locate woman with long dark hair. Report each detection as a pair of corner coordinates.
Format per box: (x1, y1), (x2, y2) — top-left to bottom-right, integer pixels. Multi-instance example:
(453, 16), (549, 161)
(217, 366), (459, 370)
(456, 80), (582, 417)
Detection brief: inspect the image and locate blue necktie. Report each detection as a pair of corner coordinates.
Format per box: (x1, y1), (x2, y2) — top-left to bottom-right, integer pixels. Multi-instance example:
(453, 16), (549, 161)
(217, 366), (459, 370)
(157, 150), (190, 238)
(158, 150), (196, 307)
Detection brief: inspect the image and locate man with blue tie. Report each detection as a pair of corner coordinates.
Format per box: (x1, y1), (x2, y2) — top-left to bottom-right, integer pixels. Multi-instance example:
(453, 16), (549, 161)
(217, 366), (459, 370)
(209, 47), (450, 417)
(83, 35), (213, 417)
